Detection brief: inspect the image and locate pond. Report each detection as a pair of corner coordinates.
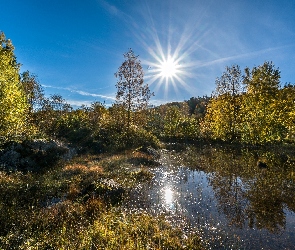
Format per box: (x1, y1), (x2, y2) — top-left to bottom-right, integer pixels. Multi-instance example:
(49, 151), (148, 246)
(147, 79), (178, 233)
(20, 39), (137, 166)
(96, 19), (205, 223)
(125, 144), (295, 249)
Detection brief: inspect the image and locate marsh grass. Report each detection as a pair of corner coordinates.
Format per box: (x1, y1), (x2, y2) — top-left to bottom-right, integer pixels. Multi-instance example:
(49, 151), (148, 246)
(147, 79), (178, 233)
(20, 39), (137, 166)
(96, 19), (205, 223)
(0, 150), (203, 249)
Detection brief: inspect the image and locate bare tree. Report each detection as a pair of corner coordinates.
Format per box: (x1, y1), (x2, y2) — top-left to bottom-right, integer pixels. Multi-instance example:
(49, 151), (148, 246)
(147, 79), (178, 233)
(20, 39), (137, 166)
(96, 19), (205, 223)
(20, 71), (45, 112)
(115, 48), (153, 139)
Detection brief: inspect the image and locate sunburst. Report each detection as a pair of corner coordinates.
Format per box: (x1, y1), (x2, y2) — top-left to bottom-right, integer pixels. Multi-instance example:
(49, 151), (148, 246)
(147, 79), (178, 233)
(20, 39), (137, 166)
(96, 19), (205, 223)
(134, 11), (203, 100)
(140, 33), (197, 100)
(159, 56), (179, 79)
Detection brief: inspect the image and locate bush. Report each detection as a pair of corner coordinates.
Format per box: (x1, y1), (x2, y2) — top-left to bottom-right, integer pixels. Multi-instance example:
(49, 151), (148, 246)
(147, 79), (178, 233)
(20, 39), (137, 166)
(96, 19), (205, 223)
(94, 125), (160, 153)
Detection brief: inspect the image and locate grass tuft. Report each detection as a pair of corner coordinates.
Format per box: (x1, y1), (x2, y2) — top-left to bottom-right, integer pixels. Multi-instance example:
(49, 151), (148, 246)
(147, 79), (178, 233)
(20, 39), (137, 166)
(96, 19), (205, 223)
(0, 151), (204, 250)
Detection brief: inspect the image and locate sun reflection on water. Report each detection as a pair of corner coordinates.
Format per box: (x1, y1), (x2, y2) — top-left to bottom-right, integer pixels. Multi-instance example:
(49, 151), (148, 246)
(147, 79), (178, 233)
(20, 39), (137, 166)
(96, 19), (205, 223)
(164, 187), (173, 204)
(125, 146), (295, 250)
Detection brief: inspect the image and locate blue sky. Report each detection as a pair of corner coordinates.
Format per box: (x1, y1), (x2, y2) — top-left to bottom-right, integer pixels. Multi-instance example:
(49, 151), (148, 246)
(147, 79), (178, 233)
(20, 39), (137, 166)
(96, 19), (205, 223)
(1, 0), (295, 107)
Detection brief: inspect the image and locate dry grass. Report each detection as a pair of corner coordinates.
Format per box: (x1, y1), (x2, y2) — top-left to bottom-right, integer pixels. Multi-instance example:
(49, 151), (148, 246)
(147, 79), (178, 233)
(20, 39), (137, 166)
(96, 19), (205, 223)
(63, 164), (103, 174)
(0, 151), (204, 250)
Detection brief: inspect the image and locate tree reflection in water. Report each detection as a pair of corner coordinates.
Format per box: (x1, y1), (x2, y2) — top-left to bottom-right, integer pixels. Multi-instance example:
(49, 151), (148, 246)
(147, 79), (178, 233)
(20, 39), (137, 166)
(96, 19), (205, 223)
(191, 148), (295, 230)
(126, 144), (295, 249)
(183, 144), (295, 247)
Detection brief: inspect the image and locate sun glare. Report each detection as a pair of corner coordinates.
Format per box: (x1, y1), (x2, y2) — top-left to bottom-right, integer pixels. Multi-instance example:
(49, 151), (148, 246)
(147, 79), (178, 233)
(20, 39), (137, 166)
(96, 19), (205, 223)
(140, 26), (198, 99)
(164, 188), (173, 204)
(160, 57), (178, 79)
(142, 39), (196, 99)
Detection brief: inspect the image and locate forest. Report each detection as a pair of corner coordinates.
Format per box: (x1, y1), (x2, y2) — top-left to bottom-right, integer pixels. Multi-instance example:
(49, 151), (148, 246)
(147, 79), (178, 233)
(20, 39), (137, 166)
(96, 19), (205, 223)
(1, 31), (295, 249)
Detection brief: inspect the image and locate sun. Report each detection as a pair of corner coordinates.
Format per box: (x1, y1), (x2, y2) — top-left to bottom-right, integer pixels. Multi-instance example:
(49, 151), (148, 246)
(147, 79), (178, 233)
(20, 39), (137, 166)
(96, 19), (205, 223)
(160, 57), (178, 79)
(144, 51), (189, 98)
(142, 39), (194, 99)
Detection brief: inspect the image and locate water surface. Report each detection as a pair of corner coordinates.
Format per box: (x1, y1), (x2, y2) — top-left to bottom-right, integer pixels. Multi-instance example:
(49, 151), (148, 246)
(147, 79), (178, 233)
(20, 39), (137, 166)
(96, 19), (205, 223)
(125, 144), (295, 249)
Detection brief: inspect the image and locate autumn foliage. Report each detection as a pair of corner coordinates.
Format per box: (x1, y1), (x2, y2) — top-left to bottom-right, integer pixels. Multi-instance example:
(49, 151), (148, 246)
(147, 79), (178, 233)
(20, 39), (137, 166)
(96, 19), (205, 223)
(1, 31), (295, 149)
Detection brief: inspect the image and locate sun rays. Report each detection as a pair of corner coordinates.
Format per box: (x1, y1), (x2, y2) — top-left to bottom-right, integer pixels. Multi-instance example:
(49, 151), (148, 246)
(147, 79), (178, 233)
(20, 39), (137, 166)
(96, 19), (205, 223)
(142, 43), (194, 100)
(137, 15), (205, 100)
(134, 1), (288, 102)
(159, 56), (178, 79)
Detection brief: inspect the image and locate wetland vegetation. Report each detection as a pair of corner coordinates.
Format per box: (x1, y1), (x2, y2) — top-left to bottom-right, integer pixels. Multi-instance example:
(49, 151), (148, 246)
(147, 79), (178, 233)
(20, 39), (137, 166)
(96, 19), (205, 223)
(0, 151), (203, 249)
(1, 31), (295, 249)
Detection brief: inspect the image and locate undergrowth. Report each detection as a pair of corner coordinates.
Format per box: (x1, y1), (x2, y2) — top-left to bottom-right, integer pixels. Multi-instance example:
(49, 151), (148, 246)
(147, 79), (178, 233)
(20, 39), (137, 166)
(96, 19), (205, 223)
(0, 150), (204, 250)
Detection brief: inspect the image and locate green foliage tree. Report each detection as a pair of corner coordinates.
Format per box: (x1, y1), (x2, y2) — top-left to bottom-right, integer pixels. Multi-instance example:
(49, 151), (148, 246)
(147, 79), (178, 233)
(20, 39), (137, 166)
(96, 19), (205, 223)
(34, 94), (72, 136)
(163, 104), (199, 141)
(88, 101), (109, 128)
(145, 107), (165, 138)
(114, 48), (153, 142)
(186, 96), (210, 119)
(145, 100), (203, 141)
(163, 105), (184, 140)
(0, 32), (29, 145)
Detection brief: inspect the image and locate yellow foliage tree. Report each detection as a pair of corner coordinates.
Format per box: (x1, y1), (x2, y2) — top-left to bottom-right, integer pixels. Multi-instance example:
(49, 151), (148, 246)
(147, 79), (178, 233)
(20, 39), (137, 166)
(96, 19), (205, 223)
(241, 61), (282, 143)
(203, 65), (242, 141)
(0, 32), (29, 145)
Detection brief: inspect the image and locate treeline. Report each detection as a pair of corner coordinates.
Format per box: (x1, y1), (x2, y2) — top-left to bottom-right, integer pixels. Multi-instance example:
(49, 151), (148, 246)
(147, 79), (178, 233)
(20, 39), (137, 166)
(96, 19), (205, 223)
(150, 63), (295, 145)
(144, 97), (209, 142)
(202, 63), (295, 144)
(1, 31), (294, 152)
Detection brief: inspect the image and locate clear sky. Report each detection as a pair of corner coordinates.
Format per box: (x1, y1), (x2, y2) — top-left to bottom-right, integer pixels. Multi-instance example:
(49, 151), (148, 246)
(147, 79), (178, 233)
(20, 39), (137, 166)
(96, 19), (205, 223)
(1, 0), (295, 107)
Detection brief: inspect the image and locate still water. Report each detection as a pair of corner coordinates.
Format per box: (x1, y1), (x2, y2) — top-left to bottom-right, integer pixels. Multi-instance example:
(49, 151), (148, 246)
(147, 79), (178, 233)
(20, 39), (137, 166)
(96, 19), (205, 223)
(126, 144), (295, 249)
